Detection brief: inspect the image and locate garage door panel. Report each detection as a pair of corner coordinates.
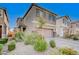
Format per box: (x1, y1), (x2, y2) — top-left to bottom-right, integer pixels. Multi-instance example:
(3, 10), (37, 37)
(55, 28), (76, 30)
(37, 29), (53, 38)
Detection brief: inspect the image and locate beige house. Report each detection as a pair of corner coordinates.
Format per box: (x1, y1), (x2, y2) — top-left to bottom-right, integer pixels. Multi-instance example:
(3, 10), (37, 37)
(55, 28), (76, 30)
(68, 21), (79, 35)
(0, 8), (9, 38)
(56, 16), (71, 37)
(15, 17), (26, 32)
(16, 4), (70, 38)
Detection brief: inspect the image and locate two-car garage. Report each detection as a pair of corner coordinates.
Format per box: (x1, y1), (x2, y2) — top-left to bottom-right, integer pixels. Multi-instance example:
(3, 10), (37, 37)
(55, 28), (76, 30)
(36, 28), (56, 38)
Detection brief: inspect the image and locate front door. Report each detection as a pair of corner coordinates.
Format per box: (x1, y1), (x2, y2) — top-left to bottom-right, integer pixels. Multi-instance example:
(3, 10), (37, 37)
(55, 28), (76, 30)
(0, 26), (2, 38)
(53, 32), (56, 37)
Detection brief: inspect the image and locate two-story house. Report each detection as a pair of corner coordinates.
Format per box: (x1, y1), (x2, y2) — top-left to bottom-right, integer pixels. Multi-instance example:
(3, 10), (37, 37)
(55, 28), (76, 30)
(0, 8), (9, 38)
(22, 4), (57, 38)
(16, 4), (70, 38)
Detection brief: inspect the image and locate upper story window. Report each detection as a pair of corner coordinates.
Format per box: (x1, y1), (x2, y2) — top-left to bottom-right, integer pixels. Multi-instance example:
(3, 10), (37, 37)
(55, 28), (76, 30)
(43, 12), (46, 17)
(48, 14), (52, 20)
(48, 14), (56, 22)
(36, 9), (40, 16)
(63, 19), (68, 25)
(36, 9), (47, 18)
(52, 16), (56, 21)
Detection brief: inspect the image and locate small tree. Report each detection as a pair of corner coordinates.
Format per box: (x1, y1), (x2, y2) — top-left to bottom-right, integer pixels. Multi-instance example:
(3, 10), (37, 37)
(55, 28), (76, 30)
(36, 16), (46, 28)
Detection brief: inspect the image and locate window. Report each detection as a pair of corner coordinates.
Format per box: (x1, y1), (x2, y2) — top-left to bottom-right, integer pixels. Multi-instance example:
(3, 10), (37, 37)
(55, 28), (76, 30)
(48, 14), (52, 20)
(36, 9), (40, 16)
(63, 19), (68, 25)
(52, 16), (55, 21)
(36, 9), (46, 18)
(48, 14), (56, 22)
(43, 12), (46, 17)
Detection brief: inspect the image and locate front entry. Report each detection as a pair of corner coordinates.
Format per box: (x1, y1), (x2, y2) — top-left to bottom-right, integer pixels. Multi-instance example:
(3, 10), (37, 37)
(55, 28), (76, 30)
(0, 26), (2, 38)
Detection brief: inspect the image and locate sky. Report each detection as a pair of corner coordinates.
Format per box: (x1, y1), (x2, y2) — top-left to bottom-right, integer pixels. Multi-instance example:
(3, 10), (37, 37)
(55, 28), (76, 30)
(0, 3), (79, 29)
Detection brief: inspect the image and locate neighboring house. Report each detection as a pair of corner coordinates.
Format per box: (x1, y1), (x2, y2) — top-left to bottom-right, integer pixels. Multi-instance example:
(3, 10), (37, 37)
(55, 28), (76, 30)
(0, 8), (9, 38)
(56, 16), (71, 37)
(16, 17), (26, 32)
(16, 4), (70, 38)
(68, 21), (79, 35)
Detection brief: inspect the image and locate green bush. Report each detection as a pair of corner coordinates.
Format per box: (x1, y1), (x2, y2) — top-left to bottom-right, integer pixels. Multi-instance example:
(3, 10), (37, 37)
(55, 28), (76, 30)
(0, 38), (8, 44)
(24, 34), (34, 45)
(8, 40), (16, 51)
(64, 34), (79, 40)
(59, 47), (78, 55)
(23, 32), (48, 52)
(0, 44), (3, 55)
(24, 32), (43, 45)
(73, 35), (79, 40)
(49, 40), (56, 48)
(34, 38), (47, 52)
(15, 32), (24, 42)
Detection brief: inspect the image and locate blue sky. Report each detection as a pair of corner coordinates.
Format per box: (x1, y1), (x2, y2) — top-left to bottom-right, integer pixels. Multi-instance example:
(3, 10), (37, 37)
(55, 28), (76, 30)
(0, 3), (79, 29)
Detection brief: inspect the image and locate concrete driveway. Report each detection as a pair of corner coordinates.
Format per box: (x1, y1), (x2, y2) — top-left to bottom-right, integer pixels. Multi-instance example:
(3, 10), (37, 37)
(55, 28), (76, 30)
(46, 37), (79, 51)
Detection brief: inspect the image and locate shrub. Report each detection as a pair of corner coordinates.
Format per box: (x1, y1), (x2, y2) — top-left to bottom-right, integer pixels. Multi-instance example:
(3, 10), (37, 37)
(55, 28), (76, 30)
(24, 32), (43, 45)
(70, 35), (75, 39)
(64, 34), (79, 40)
(8, 40), (16, 51)
(64, 34), (75, 39)
(64, 34), (71, 38)
(59, 47), (78, 55)
(0, 44), (3, 55)
(0, 38), (8, 44)
(23, 32), (48, 52)
(24, 32), (47, 51)
(34, 38), (47, 52)
(15, 32), (24, 42)
(49, 40), (56, 48)
(73, 35), (79, 40)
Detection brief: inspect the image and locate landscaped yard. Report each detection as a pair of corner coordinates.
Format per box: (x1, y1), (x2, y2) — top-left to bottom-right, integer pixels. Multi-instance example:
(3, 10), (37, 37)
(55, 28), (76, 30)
(0, 32), (79, 55)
